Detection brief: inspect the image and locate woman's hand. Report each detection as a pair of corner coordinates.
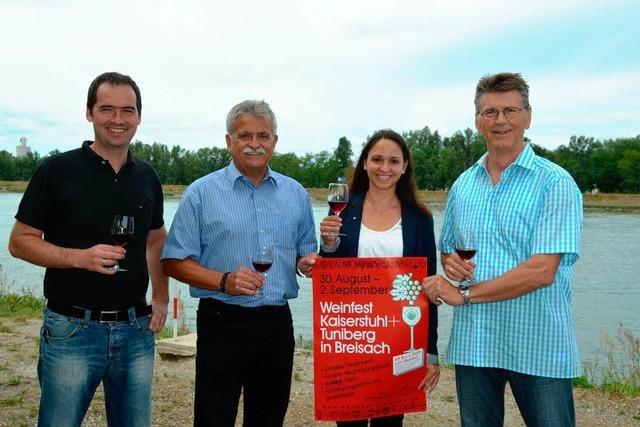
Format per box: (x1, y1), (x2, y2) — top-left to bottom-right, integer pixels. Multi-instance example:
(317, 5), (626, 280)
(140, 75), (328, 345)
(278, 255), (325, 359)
(419, 363), (440, 393)
(319, 215), (342, 245)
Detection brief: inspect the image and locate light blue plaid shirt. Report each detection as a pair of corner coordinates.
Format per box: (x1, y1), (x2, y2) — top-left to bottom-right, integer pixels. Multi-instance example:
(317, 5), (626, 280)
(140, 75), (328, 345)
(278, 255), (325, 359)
(440, 144), (583, 378)
(162, 162), (317, 307)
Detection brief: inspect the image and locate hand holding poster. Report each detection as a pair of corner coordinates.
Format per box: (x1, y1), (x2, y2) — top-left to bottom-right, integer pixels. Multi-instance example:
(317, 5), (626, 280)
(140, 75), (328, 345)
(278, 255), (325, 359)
(313, 257), (429, 421)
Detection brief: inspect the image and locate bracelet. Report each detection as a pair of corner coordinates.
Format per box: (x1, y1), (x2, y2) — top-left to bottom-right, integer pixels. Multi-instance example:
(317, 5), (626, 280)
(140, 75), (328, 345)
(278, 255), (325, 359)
(296, 266), (309, 278)
(320, 236), (341, 253)
(219, 272), (230, 293)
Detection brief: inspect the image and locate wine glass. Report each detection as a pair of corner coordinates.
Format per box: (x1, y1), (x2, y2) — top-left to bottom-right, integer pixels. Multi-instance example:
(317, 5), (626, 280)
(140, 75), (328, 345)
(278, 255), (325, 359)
(402, 306), (421, 352)
(252, 245), (273, 296)
(110, 215), (134, 272)
(327, 182), (348, 236)
(455, 229), (477, 287)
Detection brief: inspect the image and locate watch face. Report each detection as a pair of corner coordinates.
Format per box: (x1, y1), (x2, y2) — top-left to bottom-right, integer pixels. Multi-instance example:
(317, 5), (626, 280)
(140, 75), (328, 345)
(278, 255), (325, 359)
(458, 284), (470, 291)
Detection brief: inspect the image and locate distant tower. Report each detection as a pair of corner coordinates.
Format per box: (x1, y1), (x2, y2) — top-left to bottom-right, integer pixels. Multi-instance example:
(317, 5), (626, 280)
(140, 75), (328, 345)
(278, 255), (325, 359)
(16, 137), (32, 157)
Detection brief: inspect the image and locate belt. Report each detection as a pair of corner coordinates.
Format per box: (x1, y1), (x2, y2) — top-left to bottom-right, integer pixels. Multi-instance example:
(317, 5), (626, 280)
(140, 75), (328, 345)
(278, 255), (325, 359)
(47, 300), (152, 322)
(200, 298), (289, 316)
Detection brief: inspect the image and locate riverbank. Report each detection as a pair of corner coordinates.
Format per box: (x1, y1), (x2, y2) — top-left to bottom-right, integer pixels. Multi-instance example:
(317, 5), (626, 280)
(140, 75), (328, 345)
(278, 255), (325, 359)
(2, 181), (639, 211)
(1, 315), (638, 426)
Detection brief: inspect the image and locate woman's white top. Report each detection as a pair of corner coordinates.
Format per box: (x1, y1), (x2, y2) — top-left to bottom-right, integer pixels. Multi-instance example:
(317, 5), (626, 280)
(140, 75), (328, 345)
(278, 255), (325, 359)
(357, 219), (403, 257)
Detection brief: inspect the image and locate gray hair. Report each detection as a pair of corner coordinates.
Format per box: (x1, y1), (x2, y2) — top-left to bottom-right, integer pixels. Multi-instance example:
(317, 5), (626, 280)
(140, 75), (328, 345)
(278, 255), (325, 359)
(474, 72), (530, 112)
(226, 100), (278, 134)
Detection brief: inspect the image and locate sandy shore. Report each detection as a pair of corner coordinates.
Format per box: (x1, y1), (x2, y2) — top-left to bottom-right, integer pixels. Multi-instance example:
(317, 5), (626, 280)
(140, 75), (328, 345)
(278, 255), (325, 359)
(1, 317), (639, 426)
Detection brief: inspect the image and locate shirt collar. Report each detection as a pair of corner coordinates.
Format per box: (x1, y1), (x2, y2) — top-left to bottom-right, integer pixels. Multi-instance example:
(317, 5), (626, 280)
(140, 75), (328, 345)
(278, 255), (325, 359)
(474, 143), (537, 173)
(225, 161), (279, 188)
(81, 140), (136, 166)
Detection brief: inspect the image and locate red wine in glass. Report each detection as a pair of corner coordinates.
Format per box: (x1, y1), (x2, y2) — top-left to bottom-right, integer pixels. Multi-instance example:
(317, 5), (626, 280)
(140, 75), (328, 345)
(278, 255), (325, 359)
(328, 200), (347, 216)
(110, 215), (134, 272)
(455, 230), (476, 286)
(112, 234), (131, 248)
(455, 248), (477, 261)
(327, 182), (348, 236)
(252, 261), (272, 273)
(252, 245), (273, 295)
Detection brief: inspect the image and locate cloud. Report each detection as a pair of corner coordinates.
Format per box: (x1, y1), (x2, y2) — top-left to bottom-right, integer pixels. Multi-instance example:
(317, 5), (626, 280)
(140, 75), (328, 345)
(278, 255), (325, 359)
(0, 0), (635, 156)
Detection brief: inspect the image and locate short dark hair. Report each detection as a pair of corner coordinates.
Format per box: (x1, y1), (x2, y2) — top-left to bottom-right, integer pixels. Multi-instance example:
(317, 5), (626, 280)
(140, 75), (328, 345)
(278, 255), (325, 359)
(474, 72), (530, 112)
(349, 129), (431, 218)
(87, 72), (142, 114)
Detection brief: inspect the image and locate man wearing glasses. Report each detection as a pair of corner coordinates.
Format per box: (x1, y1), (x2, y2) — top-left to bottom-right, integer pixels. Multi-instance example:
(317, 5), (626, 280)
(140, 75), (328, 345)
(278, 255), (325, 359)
(162, 100), (318, 426)
(423, 73), (583, 426)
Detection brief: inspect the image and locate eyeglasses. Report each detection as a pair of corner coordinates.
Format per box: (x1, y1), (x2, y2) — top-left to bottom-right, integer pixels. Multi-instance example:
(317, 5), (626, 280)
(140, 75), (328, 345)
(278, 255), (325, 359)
(477, 107), (524, 121)
(234, 132), (274, 143)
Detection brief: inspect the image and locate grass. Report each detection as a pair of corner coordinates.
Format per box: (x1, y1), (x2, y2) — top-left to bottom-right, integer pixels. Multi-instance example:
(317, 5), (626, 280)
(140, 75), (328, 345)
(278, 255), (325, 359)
(155, 324), (191, 340)
(0, 321), (13, 333)
(0, 392), (25, 407)
(0, 293), (45, 319)
(580, 325), (640, 397)
(8, 376), (22, 386)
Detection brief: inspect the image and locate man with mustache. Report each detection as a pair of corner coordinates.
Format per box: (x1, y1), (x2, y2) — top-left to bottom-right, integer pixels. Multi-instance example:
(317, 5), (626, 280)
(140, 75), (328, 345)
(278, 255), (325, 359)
(162, 100), (318, 427)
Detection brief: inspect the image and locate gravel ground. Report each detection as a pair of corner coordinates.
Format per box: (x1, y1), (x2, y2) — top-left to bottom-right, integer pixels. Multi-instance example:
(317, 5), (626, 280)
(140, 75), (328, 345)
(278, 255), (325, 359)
(1, 317), (638, 426)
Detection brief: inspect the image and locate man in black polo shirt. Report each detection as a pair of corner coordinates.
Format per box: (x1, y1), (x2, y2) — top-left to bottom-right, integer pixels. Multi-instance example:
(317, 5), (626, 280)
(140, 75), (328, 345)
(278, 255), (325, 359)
(8, 71), (168, 427)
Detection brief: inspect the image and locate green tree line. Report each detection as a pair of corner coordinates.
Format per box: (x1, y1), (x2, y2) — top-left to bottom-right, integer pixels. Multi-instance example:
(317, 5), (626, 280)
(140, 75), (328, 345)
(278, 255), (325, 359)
(1, 130), (639, 193)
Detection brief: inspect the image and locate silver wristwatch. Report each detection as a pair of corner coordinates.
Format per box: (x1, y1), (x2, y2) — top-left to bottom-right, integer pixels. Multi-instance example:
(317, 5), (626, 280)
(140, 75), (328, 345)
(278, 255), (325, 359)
(459, 284), (471, 305)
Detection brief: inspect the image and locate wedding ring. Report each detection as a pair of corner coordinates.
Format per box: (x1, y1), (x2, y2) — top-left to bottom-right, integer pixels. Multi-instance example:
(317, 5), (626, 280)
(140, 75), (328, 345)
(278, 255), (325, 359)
(101, 258), (106, 266)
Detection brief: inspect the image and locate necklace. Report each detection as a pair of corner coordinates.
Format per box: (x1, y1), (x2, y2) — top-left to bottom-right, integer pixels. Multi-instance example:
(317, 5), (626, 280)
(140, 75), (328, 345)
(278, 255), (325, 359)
(365, 198), (399, 214)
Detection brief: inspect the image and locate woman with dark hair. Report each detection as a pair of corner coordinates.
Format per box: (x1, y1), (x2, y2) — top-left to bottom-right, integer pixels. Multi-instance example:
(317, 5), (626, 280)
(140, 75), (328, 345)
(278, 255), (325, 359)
(319, 129), (440, 427)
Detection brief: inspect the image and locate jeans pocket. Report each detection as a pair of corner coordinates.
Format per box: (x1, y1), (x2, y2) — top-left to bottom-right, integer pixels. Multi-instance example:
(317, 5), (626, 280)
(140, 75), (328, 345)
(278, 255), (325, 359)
(134, 314), (154, 335)
(43, 309), (81, 341)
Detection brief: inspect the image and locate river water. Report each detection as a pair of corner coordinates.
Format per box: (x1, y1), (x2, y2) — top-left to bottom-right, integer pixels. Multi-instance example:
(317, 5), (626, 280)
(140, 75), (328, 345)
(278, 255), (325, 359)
(1, 193), (638, 363)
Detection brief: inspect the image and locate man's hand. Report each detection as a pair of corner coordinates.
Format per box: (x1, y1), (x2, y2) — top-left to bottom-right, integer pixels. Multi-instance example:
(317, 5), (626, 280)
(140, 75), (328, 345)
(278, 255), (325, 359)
(418, 363), (441, 394)
(297, 252), (319, 277)
(422, 275), (463, 306)
(77, 244), (126, 274)
(149, 297), (168, 332)
(225, 268), (265, 295)
(9, 220), (125, 273)
(441, 252), (475, 282)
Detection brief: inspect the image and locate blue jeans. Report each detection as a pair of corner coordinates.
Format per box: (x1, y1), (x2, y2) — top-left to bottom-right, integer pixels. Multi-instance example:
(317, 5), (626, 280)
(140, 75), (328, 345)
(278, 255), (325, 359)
(455, 365), (575, 427)
(37, 307), (155, 427)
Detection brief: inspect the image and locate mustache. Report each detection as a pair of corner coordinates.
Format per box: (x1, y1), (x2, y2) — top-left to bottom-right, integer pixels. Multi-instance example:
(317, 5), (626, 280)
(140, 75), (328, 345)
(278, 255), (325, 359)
(243, 147), (266, 155)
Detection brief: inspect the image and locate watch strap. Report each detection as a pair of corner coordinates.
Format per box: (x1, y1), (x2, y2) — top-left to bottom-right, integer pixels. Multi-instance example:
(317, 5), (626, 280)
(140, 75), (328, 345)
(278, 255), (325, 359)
(219, 272), (230, 293)
(460, 288), (471, 305)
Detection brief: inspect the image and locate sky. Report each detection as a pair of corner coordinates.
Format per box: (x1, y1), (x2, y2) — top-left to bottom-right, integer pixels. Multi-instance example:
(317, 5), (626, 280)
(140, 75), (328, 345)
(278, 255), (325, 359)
(0, 0), (638, 157)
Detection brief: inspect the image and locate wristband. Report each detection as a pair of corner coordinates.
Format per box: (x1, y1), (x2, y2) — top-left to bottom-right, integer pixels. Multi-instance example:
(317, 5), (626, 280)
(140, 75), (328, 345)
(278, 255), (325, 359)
(219, 272), (230, 293)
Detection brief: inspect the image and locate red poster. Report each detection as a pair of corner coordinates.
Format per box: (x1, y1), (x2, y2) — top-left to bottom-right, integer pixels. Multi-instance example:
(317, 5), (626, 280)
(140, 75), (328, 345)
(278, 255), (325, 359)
(313, 257), (429, 421)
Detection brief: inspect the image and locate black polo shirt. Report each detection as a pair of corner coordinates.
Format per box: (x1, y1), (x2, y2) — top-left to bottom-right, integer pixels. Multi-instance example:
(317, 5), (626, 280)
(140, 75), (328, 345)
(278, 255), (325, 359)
(15, 141), (164, 310)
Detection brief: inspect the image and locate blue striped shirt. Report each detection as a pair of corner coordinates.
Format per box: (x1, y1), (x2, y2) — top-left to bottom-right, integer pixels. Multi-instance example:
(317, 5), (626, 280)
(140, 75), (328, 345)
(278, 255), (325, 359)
(440, 144), (583, 378)
(162, 162), (317, 307)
